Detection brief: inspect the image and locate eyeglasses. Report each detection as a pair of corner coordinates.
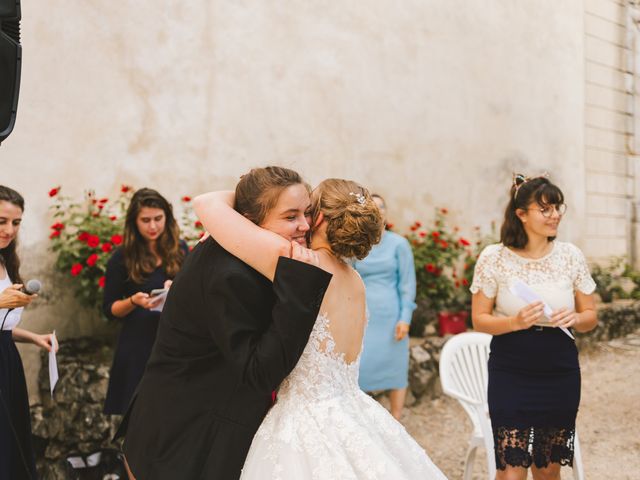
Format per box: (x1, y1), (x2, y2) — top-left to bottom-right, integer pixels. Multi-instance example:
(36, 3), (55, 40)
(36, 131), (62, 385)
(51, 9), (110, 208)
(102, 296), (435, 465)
(527, 203), (567, 218)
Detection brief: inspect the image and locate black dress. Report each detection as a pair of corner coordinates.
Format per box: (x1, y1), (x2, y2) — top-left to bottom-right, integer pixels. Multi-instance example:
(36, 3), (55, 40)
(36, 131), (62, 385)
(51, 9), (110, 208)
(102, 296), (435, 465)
(0, 331), (38, 480)
(116, 238), (332, 480)
(102, 242), (188, 414)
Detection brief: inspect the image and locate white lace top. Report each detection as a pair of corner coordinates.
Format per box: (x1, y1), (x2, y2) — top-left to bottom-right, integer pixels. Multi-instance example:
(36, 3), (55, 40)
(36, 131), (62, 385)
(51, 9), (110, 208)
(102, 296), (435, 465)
(470, 242), (596, 322)
(0, 273), (23, 330)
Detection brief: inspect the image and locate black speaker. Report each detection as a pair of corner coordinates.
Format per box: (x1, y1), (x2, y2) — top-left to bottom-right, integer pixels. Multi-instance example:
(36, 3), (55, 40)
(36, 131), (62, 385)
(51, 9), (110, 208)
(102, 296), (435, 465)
(0, 0), (21, 144)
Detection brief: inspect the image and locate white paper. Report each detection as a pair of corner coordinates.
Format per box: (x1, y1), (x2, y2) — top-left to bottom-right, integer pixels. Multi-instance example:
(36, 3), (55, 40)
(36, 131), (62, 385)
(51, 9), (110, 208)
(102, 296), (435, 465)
(509, 280), (575, 340)
(149, 290), (168, 312)
(49, 331), (59, 397)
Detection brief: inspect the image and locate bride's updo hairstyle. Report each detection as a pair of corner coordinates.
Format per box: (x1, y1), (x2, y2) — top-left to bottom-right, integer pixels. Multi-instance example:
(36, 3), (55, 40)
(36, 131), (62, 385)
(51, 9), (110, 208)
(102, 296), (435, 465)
(235, 166), (309, 225)
(310, 179), (383, 260)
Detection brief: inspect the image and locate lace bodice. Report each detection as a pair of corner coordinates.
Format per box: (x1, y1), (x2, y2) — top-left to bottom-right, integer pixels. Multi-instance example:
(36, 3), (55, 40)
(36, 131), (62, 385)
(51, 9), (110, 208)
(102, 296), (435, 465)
(277, 313), (362, 403)
(470, 241), (596, 319)
(241, 312), (447, 480)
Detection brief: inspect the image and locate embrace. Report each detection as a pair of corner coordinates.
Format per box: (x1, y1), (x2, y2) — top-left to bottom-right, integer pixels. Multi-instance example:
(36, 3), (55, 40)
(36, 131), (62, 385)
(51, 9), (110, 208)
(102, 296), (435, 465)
(116, 166), (447, 479)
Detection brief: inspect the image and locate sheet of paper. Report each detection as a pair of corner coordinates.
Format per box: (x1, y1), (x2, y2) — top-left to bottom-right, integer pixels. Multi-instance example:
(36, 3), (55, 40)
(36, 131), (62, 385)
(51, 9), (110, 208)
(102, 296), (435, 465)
(150, 290), (168, 312)
(49, 331), (59, 397)
(509, 280), (575, 340)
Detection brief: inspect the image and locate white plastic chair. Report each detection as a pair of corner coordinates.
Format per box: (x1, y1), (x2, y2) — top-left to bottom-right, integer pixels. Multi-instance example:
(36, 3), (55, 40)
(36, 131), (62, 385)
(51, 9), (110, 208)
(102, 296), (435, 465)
(439, 332), (585, 480)
(440, 332), (495, 480)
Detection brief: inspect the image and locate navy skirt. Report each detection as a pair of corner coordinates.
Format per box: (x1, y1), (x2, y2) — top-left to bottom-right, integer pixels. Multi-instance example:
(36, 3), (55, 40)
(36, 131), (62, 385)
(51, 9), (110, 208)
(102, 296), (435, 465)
(488, 327), (580, 470)
(0, 331), (37, 479)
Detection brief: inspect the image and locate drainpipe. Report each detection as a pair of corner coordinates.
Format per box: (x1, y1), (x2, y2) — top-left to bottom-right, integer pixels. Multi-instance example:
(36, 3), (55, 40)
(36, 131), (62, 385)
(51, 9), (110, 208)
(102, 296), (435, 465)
(625, 1), (640, 267)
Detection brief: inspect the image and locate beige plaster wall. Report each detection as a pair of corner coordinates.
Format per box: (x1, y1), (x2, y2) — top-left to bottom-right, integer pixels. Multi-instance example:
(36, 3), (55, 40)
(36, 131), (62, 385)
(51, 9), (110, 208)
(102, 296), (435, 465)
(1, 1), (585, 396)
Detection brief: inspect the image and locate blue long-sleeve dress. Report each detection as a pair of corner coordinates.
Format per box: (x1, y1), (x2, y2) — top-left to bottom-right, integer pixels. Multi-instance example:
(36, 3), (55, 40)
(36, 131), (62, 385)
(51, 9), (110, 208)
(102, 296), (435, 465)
(355, 230), (417, 391)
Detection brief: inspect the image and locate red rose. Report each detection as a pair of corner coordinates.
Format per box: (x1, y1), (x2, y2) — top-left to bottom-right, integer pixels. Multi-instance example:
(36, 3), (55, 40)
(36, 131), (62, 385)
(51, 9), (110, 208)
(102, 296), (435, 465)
(71, 263), (83, 276)
(97, 205), (104, 210)
(419, 231), (426, 238)
(182, 196), (192, 202)
(109, 215), (117, 221)
(198, 232), (205, 238)
(431, 231), (440, 239)
(459, 238), (471, 246)
(410, 225), (418, 231)
(121, 185), (131, 193)
(91, 199), (97, 205)
(455, 280), (460, 288)
(434, 268), (442, 276)
(99, 198), (109, 204)
(425, 263), (436, 273)
(87, 235), (100, 248)
(86, 253), (99, 267)
(101, 242), (113, 253)
(51, 222), (64, 230)
(414, 221), (422, 228)
(49, 230), (61, 239)
(440, 240), (448, 249)
(98, 276), (106, 288)
(111, 234), (123, 245)
(78, 232), (90, 242)
(48, 187), (60, 197)
(386, 222), (394, 230)
(194, 220), (203, 228)
(441, 208), (448, 214)
(462, 278), (469, 286)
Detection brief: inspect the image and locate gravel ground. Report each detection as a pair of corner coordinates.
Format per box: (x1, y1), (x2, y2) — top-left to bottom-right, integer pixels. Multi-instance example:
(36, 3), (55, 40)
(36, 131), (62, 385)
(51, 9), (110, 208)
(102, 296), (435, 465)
(392, 330), (640, 479)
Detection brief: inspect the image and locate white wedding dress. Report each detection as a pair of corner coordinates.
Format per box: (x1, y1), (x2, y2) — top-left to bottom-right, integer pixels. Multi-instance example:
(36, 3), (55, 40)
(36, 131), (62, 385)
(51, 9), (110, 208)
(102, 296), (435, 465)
(240, 313), (448, 480)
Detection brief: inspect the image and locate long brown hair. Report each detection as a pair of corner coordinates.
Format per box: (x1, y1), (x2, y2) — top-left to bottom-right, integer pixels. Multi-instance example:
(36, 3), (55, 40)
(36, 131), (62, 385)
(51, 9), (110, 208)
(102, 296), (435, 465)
(235, 166), (309, 225)
(0, 186), (24, 284)
(123, 188), (184, 284)
(500, 176), (564, 249)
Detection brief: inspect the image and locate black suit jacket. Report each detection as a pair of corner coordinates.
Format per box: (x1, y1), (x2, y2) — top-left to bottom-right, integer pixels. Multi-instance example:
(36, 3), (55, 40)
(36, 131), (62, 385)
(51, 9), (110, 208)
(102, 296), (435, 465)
(118, 238), (332, 480)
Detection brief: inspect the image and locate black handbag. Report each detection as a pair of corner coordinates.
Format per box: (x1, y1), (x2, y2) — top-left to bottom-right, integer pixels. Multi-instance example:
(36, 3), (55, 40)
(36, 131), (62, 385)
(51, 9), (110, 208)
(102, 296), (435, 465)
(65, 448), (127, 480)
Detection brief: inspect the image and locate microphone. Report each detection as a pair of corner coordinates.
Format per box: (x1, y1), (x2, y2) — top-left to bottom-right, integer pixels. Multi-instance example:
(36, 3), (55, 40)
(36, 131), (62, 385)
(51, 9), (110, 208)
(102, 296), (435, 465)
(21, 279), (41, 295)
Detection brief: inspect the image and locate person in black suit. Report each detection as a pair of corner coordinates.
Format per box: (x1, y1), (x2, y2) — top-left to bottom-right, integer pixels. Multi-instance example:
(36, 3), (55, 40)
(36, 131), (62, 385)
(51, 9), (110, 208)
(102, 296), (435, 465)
(117, 167), (332, 480)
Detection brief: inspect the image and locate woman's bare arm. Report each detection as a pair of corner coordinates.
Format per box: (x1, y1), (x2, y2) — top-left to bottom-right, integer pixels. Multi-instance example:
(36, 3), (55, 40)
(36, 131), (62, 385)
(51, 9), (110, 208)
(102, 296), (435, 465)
(193, 191), (291, 280)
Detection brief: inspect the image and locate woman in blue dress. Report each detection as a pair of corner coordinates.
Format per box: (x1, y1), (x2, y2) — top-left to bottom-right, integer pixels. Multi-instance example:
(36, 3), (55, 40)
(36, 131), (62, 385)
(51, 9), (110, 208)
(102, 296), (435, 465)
(355, 194), (416, 420)
(103, 188), (188, 415)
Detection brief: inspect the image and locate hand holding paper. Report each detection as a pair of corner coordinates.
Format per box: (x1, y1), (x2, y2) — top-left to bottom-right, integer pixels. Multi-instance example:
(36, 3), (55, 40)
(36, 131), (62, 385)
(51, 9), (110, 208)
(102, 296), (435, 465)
(49, 331), (59, 397)
(509, 280), (575, 340)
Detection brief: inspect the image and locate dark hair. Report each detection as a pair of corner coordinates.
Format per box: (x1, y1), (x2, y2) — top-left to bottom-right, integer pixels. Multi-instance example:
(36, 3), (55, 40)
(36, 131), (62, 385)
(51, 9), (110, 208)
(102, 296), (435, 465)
(0, 186), (24, 284)
(235, 166), (308, 225)
(123, 188), (184, 284)
(371, 193), (391, 230)
(500, 176), (564, 249)
(310, 179), (383, 260)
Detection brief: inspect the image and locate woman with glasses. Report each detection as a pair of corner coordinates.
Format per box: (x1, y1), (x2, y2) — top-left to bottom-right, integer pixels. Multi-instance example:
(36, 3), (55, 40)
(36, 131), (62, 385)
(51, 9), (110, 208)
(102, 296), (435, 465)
(470, 174), (597, 480)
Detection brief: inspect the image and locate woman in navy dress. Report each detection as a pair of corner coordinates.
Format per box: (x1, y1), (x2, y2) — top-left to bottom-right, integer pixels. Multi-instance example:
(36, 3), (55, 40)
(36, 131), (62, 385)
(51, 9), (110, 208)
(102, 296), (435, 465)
(0, 185), (57, 480)
(355, 194), (416, 420)
(103, 188), (187, 415)
(470, 175), (597, 480)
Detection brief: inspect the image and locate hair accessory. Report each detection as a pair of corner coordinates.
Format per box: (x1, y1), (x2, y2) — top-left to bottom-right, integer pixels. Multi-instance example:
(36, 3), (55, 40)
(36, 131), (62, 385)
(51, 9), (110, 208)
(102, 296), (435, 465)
(512, 172), (550, 199)
(349, 192), (366, 206)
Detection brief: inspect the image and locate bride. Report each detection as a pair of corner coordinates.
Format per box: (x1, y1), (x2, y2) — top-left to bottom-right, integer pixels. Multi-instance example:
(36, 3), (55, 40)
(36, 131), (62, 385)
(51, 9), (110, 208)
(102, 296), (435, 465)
(193, 178), (447, 480)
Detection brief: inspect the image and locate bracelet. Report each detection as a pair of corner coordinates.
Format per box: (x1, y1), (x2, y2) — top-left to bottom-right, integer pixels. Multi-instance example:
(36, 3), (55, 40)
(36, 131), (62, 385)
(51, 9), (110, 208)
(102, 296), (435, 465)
(129, 296), (135, 307)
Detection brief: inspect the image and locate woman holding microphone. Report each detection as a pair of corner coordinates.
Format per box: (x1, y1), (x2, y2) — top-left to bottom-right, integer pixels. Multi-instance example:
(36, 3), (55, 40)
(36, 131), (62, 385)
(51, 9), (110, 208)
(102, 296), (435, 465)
(0, 185), (56, 480)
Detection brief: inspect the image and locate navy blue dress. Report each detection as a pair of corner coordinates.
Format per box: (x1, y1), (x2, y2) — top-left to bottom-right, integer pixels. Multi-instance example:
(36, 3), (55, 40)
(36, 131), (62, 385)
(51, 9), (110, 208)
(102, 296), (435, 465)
(102, 242), (187, 414)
